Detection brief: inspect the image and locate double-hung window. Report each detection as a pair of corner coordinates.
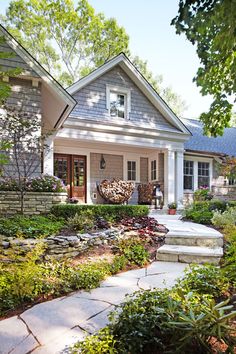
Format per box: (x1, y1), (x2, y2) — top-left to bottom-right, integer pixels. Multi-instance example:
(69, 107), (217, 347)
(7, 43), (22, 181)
(151, 160), (157, 181)
(127, 161), (136, 181)
(198, 162), (210, 188)
(106, 85), (131, 119)
(184, 160), (194, 190)
(110, 91), (126, 118)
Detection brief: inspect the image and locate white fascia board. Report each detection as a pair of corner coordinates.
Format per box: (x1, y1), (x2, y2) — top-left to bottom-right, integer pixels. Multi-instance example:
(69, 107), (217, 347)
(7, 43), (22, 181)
(67, 53), (190, 135)
(57, 127), (184, 150)
(0, 25), (76, 108)
(63, 119), (190, 143)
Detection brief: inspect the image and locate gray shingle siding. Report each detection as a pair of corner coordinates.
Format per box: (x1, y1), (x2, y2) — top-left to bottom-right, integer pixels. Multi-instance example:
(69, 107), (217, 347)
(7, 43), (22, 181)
(182, 118), (236, 157)
(0, 38), (39, 77)
(70, 66), (179, 132)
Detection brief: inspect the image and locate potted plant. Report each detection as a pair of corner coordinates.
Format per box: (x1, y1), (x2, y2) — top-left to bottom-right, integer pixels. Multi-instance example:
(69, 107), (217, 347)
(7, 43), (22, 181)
(168, 202), (177, 215)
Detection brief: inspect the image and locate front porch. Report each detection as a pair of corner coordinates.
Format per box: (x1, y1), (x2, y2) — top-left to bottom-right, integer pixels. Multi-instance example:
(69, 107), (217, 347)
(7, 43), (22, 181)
(44, 137), (184, 208)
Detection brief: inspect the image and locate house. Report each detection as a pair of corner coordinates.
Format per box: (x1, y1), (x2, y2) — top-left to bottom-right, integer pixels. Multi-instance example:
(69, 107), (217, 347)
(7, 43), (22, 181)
(0, 24), (234, 208)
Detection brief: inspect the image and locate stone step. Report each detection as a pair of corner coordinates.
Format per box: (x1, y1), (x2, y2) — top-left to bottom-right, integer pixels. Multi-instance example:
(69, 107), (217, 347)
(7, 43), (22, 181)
(156, 245), (223, 265)
(165, 231), (223, 248)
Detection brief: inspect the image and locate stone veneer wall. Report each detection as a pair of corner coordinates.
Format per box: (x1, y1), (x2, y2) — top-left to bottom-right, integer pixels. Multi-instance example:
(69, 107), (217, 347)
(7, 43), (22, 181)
(211, 185), (236, 201)
(0, 191), (68, 215)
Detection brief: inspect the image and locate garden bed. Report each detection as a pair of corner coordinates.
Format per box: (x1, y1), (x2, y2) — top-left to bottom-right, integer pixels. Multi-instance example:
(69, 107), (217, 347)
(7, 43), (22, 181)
(0, 206), (167, 319)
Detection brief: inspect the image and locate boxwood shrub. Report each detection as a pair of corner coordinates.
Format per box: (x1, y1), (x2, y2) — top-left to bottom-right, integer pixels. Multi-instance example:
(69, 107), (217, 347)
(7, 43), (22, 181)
(50, 204), (149, 222)
(184, 199), (230, 224)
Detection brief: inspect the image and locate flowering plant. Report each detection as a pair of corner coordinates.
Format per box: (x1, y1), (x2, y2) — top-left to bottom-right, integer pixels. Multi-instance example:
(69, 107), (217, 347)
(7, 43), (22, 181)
(0, 175), (66, 193)
(194, 187), (213, 201)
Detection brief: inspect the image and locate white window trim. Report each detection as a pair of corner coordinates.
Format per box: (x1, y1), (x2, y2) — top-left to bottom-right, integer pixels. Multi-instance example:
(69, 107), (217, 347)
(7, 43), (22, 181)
(150, 159), (157, 181)
(123, 153), (140, 182)
(184, 155), (213, 192)
(183, 160), (194, 192)
(106, 84), (131, 119)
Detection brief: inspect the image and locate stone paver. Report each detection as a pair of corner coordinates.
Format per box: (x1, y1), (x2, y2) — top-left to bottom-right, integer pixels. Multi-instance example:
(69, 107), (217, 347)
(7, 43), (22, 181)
(0, 316), (39, 354)
(21, 296), (110, 345)
(0, 260), (187, 354)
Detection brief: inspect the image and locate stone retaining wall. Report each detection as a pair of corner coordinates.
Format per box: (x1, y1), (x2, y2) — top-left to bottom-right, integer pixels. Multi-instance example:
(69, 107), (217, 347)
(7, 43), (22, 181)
(0, 228), (124, 260)
(0, 191), (68, 215)
(211, 185), (236, 201)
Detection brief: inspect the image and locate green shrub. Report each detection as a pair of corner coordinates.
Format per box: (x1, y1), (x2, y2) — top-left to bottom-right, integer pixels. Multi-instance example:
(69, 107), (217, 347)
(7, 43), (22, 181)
(109, 255), (128, 275)
(118, 238), (149, 267)
(0, 215), (64, 238)
(194, 187), (213, 201)
(74, 290), (236, 354)
(212, 207), (236, 228)
(176, 264), (229, 298)
(184, 201), (213, 224)
(67, 210), (95, 232)
(51, 204), (149, 221)
(0, 243), (46, 314)
(72, 327), (117, 354)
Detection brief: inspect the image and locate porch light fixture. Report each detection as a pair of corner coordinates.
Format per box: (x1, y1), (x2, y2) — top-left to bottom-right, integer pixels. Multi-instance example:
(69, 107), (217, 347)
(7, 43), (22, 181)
(100, 154), (106, 169)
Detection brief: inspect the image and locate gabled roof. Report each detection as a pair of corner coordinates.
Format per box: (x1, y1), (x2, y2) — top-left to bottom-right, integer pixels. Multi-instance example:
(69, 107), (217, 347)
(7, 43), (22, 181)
(0, 24), (76, 129)
(68, 53), (191, 136)
(182, 118), (236, 157)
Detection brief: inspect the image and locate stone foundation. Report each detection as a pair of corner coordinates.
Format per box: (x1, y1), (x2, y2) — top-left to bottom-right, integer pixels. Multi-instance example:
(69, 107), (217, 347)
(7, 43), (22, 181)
(0, 191), (68, 215)
(211, 185), (236, 201)
(0, 227), (124, 260)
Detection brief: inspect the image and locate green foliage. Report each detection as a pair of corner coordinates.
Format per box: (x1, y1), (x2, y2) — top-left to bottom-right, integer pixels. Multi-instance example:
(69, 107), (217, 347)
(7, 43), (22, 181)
(76, 290), (236, 354)
(67, 210), (95, 232)
(221, 226), (236, 287)
(212, 207), (236, 228)
(2, 0), (129, 86)
(0, 243), (46, 314)
(118, 238), (149, 267)
(0, 215), (64, 238)
(168, 202), (177, 209)
(109, 255), (128, 275)
(72, 327), (117, 354)
(184, 199), (228, 224)
(51, 204), (149, 222)
(176, 264), (229, 299)
(184, 201), (213, 224)
(172, 0), (236, 136)
(194, 188), (213, 201)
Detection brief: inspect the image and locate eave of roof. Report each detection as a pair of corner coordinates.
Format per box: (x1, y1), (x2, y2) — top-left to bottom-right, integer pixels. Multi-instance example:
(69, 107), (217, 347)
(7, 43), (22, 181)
(0, 24), (76, 129)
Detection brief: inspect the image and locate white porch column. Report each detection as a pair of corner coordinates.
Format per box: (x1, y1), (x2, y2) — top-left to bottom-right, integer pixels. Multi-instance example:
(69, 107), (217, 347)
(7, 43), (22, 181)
(164, 149), (175, 207)
(43, 135), (54, 175)
(175, 150), (184, 209)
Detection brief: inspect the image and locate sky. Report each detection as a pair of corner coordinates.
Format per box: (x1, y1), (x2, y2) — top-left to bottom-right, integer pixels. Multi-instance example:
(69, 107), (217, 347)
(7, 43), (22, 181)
(0, 0), (213, 118)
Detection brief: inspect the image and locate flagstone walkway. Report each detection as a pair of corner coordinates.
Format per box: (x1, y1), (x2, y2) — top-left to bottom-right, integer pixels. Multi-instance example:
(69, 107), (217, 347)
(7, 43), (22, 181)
(0, 215), (222, 354)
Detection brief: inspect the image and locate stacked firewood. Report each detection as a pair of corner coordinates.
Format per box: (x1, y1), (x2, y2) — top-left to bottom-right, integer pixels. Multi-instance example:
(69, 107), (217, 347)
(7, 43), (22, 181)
(138, 183), (154, 204)
(98, 179), (135, 204)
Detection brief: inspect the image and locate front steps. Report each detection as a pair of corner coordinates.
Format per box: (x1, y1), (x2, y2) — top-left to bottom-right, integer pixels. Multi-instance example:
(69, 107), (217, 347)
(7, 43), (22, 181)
(156, 224), (224, 264)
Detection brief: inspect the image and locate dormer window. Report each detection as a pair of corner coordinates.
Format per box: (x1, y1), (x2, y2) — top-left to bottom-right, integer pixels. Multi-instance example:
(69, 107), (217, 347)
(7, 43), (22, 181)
(106, 85), (131, 119)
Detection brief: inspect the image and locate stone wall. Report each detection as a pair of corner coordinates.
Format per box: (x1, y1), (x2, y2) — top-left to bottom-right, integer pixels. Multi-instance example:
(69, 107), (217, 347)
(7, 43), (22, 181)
(211, 185), (236, 201)
(0, 191), (68, 215)
(0, 227), (124, 260)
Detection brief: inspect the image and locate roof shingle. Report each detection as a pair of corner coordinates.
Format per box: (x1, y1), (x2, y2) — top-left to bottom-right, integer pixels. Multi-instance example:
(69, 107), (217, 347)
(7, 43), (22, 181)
(182, 118), (236, 157)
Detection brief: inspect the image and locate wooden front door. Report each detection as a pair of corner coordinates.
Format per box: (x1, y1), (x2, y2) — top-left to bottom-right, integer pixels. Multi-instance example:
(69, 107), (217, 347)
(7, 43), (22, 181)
(54, 154), (86, 203)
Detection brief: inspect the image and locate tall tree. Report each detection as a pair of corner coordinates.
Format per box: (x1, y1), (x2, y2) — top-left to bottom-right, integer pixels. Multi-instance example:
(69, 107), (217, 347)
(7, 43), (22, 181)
(172, 0), (236, 137)
(132, 56), (187, 116)
(0, 106), (48, 213)
(1, 0), (129, 86)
